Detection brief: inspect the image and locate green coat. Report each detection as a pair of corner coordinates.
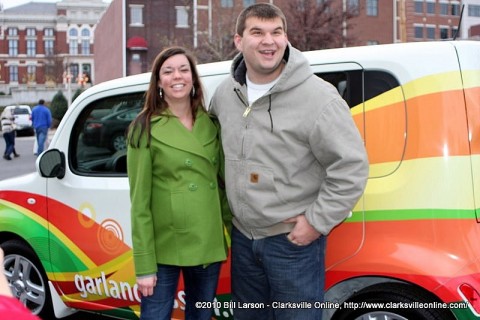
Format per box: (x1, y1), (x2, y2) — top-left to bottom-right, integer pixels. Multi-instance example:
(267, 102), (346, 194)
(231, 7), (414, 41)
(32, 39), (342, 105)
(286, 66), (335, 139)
(127, 109), (230, 276)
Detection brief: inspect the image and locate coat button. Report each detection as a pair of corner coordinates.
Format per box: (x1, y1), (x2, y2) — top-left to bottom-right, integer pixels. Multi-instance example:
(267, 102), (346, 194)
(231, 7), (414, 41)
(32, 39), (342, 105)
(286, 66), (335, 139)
(209, 182), (216, 189)
(185, 159), (193, 167)
(188, 183), (198, 191)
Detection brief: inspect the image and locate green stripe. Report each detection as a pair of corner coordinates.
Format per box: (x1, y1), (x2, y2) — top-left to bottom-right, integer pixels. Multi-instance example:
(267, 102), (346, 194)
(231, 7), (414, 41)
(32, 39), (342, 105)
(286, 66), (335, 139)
(347, 208), (476, 222)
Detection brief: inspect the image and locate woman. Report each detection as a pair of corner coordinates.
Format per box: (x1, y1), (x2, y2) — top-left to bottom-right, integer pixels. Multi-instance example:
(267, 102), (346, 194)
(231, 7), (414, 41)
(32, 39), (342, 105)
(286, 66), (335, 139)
(1, 108), (15, 160)
(127, 47), (230, 320)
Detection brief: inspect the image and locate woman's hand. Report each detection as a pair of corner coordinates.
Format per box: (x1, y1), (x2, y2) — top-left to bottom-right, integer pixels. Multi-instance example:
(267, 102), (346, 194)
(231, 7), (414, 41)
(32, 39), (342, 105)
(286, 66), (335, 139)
(137, 275), (157, 297)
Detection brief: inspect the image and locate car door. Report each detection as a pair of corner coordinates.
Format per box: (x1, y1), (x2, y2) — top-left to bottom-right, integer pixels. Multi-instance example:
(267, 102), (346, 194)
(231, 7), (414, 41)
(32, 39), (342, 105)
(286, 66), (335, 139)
(311, 62), (404, 269)
(45, 91), (144, 318)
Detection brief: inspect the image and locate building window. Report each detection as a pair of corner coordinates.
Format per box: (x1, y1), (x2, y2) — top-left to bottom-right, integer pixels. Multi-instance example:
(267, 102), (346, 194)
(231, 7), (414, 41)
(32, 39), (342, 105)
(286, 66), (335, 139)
(81, 28), (90, 37)
(176, 6), (189, 28)
(8, 40), (18, 56)
(221, 0), (233, 8)
(439, 2), (448, 15)
(70, 63), (79, 80)
(26, 28), (36, 37)
(451, 27), (459, 38)
(451, 3), (460, 15)
(44, 28), (54, 37)
(243, 0), (255, 7)
(8, 27), (17, 36)
(366, 40), (379, 45)
(440, 26), (449, 39)
(414, 1), (423, 13)
(426, 25), (435, 39)
(426, 1), (435, 14)
(69, 28), (78, 55)
(414, 25), (424, 39)
(348, 0), (360, 14)
(9, 65), (18, 82)
(45, 40), (54, 55)
(130, 5), (143, 26)
(469, 4), (480, 17)
(27, 65), (36, 83)
(82, 40), (90, 54)
(366, 0), (378, 16)
(27, 40), (36, 56)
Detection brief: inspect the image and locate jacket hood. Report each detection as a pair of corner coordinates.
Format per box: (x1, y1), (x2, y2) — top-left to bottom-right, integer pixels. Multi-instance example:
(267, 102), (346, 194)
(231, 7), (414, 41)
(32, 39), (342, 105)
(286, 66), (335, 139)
(230, 43), (313, 93)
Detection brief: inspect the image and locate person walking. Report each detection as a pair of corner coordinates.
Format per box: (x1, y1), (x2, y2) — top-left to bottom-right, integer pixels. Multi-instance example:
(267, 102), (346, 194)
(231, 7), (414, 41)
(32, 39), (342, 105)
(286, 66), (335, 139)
(31, 99), (52, 155)
(127, 46), (231, 320)
(209, 3), (369, 320)
(1, 108), (15, 160)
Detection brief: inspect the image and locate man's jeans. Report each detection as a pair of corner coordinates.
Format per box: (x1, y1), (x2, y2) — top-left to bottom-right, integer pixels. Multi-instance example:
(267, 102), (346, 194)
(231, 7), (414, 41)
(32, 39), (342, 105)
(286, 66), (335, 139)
(140, 263), (221, 320)
(231, 226), (326, 320)
(3, 131), (15, 157)
(35, 127), (48, 155)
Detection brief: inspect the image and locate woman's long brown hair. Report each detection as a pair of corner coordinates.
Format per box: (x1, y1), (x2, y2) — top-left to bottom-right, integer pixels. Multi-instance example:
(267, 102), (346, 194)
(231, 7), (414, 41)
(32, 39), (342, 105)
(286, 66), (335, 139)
(128, 46), (205, 148)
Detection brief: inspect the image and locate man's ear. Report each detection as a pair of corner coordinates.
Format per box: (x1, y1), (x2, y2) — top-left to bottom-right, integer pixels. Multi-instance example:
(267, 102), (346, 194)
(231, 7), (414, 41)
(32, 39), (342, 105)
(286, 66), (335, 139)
(234, 34), (243, 51)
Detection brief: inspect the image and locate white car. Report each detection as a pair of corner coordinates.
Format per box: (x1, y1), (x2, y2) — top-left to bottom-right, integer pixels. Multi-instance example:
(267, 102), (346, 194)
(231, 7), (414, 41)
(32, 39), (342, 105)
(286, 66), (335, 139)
(4, 105), (34, 136)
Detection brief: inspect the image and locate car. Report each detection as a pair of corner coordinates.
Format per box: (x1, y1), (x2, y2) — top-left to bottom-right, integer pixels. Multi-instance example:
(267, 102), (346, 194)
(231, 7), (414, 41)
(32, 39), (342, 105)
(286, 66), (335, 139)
(82, 106), (141, 152)
(0, 41), (480, 320)
(4, 105), (34, 136)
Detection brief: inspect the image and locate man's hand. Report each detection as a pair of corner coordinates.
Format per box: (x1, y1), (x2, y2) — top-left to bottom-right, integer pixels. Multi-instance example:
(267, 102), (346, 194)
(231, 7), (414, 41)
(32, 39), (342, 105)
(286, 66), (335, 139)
(284, 214), (321, 246)
(137, 275), (157, 297)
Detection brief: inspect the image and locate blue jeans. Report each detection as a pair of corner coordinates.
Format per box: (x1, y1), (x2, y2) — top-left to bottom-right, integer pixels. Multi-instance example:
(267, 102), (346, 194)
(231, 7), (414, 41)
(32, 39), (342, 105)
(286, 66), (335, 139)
(35, 127), (48, 155)
(231, 226), (326, 320)
(3, 131), (15, 157)
(140, 263), (221, 320)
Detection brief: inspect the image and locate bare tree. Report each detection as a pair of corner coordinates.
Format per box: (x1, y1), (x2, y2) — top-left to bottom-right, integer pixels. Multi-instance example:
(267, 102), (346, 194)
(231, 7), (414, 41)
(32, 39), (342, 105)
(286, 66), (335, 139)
(283, 0), (357, 51)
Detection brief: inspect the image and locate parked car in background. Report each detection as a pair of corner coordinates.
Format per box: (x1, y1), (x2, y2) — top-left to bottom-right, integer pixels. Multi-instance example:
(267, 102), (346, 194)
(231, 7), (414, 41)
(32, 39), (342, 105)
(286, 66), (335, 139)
(83, 106), (141, 152)
(4, 105), (34, 136)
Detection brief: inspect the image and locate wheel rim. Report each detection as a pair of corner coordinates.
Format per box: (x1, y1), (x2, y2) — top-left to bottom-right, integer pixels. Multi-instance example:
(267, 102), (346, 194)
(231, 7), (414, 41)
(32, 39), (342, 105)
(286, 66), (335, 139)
(112, 135), (126, 151)
(3, 254), (47, 315)
(355, 311), (408, 320)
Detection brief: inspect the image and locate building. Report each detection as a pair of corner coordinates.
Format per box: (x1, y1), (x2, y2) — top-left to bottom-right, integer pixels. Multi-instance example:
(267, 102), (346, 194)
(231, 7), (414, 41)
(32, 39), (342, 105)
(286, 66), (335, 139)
(95, 0), (470, 84)
(0, 0), (109, 105)
(462, 0), (480, 39)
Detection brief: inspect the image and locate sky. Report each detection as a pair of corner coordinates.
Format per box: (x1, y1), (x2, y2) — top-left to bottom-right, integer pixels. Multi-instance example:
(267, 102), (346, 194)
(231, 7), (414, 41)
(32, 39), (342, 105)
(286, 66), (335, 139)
(1, 0), (111, 10)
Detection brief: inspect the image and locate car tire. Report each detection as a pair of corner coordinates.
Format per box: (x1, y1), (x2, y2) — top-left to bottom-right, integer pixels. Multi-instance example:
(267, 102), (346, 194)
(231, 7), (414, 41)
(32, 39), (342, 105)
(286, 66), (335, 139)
(331, 282), (455, 320)
(2, 239), (54, 319)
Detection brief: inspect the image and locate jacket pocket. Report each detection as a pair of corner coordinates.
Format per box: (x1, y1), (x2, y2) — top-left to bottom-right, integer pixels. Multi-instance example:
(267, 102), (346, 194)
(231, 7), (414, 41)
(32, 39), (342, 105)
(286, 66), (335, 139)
(170, 191), (187, 230)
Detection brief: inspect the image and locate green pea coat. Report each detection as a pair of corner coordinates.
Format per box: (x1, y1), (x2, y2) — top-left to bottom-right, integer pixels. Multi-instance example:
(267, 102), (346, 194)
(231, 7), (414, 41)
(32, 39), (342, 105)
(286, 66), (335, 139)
(127, 109), (230, 277)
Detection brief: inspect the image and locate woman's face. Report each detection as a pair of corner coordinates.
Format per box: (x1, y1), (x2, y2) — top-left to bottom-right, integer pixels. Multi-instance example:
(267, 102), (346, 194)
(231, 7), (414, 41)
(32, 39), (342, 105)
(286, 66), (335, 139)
(158, 54), (193, 103)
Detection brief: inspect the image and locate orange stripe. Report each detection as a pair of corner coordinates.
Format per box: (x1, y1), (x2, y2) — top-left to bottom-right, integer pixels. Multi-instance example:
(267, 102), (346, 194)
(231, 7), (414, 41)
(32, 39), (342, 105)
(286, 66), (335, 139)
(357, 89), (471, 164)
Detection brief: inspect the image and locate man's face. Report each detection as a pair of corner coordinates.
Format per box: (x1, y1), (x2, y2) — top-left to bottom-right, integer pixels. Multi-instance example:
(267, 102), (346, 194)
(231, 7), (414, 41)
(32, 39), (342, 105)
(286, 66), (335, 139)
(234, 16), (288, 84)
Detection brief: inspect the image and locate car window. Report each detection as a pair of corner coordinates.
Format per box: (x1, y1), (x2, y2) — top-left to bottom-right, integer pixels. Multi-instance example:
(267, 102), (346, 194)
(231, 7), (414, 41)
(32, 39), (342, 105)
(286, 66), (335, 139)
(13, 108), (30, 115)
(318, 70), (400, 108)
(70, 92), (144, 176)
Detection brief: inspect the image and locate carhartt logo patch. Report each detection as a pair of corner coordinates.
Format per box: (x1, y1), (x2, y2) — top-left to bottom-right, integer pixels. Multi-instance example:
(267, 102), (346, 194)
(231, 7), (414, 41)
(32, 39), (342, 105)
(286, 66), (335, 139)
(250, 173), (259, 183)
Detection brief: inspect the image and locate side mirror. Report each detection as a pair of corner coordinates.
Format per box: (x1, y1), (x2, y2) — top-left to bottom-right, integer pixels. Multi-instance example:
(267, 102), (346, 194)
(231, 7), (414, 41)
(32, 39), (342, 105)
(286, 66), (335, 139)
(39, 149), (66, 179)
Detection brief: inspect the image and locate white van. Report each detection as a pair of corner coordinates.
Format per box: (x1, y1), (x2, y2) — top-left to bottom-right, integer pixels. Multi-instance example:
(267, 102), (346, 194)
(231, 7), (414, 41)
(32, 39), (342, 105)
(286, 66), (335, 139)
(0, 40), (479, 320)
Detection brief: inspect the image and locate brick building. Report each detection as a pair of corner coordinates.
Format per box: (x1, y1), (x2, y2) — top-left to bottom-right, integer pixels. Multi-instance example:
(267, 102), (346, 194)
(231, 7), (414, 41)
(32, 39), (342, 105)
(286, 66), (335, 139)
(0, 0), (109, 104)
(94, 0), (471, 84)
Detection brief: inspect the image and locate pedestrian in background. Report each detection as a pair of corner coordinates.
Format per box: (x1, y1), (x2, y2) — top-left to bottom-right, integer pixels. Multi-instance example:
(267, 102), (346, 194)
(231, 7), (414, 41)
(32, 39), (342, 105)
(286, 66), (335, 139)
(1, 107), (16, 160)
(31, 99), (52, 155)
(209, 3), (369, 320)
(127, 46), (231, 320)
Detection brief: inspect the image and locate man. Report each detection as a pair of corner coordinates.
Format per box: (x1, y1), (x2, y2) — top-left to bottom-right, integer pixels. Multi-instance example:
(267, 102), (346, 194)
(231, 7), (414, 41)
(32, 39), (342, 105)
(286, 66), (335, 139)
(31, 99), (52, 155)
(209, 3), (369, 320)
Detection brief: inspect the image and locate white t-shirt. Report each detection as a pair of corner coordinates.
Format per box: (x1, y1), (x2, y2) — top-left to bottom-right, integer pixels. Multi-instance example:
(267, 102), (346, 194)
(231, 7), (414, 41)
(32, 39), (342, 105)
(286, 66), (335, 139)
(246, 75), (279, 105)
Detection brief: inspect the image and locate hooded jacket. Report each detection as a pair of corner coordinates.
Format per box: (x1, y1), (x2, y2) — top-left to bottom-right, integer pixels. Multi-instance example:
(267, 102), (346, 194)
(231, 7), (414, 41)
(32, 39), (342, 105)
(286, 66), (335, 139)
(210, 44), (369, 239)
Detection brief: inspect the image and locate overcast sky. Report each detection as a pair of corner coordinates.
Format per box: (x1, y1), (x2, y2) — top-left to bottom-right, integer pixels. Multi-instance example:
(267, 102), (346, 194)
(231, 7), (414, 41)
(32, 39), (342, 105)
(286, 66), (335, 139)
(1, 0), (111, 10)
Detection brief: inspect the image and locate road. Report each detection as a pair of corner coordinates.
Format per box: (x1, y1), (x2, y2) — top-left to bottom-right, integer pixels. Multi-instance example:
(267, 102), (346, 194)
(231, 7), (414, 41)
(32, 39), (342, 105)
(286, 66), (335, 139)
(1, 132), (113, 320)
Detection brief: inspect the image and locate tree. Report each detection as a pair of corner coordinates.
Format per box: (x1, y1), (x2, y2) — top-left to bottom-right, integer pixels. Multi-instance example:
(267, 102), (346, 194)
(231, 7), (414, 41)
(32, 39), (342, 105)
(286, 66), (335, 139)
(72, 88), (83, 102)
(50, 90), (68, 123)
(284, 0), (357, 51)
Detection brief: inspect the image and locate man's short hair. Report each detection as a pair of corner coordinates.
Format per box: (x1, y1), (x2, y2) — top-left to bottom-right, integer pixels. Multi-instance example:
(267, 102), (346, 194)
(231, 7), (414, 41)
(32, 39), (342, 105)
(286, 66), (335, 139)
(235, 3), (287, 36)
(39, 99), (45, 105)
